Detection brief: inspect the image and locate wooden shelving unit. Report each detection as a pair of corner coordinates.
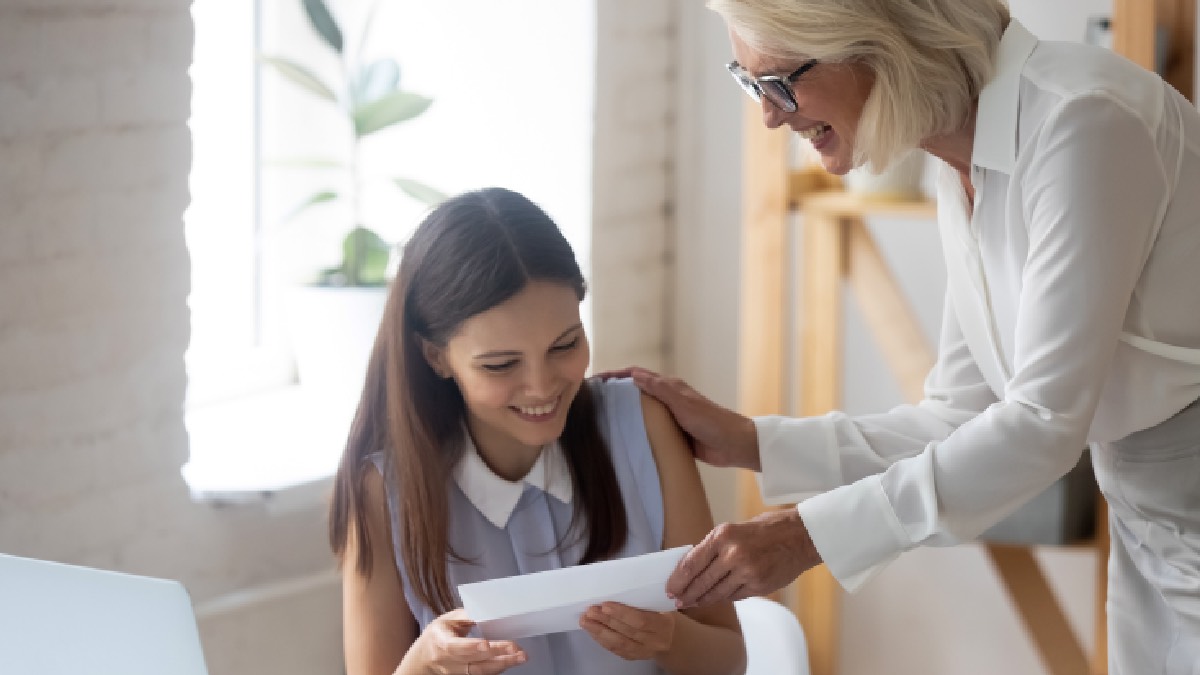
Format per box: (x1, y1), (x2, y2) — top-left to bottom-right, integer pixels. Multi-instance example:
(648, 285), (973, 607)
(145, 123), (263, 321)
(735, 5), (1196, 675)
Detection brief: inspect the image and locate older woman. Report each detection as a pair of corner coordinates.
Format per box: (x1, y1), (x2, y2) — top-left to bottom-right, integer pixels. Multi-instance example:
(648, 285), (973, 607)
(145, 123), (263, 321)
(630, 1), (1200, 673)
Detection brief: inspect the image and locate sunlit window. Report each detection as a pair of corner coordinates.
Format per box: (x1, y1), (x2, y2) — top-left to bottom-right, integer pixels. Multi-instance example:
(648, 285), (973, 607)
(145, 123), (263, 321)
(183, 0), (596, 498)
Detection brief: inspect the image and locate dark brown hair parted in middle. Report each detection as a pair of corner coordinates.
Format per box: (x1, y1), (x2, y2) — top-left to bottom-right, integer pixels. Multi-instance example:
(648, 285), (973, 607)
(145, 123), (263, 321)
(329, 187), (628, 614)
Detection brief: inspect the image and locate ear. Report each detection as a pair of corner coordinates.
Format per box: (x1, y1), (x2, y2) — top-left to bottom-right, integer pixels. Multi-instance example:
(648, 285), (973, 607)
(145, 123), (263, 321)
(421, 339), (452, 379)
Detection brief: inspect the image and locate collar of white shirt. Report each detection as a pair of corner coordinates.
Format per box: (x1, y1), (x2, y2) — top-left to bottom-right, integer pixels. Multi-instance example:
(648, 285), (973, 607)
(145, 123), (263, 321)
(972, 18), (1039, 175)
(451, 431), (573, 529)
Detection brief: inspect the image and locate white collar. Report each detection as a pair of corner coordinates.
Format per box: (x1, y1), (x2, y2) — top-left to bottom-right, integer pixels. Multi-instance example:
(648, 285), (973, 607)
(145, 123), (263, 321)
(972, 18), (1039, 175)
(451, 430), (573, 529)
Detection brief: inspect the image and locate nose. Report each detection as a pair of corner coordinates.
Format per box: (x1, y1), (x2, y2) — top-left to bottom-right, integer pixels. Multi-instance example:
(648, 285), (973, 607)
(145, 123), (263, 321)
(759, 97), (786, 129)
(523, 360), (557, 400)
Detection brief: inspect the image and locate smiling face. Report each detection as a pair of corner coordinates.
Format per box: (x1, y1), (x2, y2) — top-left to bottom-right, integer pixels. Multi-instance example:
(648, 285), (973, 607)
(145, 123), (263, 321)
(729, 29), (875, 175)
(422, 280), (590, 477)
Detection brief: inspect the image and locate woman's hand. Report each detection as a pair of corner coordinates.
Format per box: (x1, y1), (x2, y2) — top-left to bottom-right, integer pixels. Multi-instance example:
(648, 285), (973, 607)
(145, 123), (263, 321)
(667, 508), (820, 608)
(580, 602), (677, 661)
(403, 609), (527, 675)
(597, 366), (761, 471)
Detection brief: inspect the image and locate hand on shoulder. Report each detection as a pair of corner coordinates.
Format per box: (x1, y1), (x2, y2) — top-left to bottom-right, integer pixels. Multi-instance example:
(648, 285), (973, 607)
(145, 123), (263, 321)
(630, 368), (760, 471)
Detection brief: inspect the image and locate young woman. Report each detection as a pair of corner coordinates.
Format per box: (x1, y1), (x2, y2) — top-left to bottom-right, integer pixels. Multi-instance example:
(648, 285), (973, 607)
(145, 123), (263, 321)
(330, 188), (745, 675)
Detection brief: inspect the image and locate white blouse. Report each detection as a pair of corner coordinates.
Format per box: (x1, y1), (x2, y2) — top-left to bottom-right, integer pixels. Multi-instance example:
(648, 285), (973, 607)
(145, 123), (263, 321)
(451, 432), (573, 529)
(756, 19), (1200, 590)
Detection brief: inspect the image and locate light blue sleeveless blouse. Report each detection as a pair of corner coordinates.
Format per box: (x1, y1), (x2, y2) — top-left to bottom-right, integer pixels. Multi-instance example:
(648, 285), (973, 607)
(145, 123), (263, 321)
(371, 378), (667, 675)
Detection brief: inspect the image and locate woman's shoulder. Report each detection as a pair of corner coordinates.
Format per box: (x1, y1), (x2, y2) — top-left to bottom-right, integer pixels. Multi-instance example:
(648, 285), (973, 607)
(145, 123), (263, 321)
(586, 376), (642, 432)
(586, 375), (638, 405)
(362, 450), (403, 517)
(635, 391), (694, 478)
(586, 376), (684, 458)
(1023, 40), (1165, 131)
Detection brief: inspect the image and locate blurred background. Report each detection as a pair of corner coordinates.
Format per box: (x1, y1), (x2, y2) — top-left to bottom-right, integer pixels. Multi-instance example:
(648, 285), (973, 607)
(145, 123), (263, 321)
(0, 1), (1194, 674)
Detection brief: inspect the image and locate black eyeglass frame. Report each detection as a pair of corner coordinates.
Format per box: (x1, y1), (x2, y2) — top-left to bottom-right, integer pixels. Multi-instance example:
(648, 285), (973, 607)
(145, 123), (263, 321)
(726, 59), (819, 113)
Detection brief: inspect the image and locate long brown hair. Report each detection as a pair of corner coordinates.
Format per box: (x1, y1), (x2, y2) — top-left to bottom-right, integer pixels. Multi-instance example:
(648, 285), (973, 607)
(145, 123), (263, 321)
(329, 188), (628, 614)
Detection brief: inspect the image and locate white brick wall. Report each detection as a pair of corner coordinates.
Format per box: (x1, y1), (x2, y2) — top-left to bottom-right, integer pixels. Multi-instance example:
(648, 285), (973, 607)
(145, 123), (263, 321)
(590, 0), (680, 373)
(0, 5), (339, 674)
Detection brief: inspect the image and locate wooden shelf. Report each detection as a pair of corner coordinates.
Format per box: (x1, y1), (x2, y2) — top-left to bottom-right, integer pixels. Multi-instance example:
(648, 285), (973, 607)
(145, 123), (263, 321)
(794, 188), (938, 219)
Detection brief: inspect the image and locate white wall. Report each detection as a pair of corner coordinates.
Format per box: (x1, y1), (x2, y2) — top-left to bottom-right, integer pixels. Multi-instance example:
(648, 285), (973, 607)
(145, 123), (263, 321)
(670, 2), (1119, 674)
(671, 1), (745, 521)
(0, 3), (342, 674)
(591, 0), (679, 372)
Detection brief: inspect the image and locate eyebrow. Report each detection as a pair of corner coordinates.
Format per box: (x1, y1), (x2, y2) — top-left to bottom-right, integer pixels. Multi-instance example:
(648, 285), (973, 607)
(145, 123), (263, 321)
(472, 323), (583, 360)
(740, 58), (809, 79)
(734, 59), (785, 79)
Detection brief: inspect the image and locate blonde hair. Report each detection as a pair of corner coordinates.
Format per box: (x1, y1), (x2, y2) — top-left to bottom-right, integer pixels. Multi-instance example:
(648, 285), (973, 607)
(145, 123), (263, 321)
(709, 0), (1010, 170)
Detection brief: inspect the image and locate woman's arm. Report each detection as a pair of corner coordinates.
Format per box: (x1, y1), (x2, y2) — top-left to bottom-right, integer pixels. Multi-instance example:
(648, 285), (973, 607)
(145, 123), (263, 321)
(644, 392), (747, 675)
(624, 300), (1002, 504)
(342, 468), (417, 675)
(343, 469), (527, 675)
(754, 288), (1000, 504)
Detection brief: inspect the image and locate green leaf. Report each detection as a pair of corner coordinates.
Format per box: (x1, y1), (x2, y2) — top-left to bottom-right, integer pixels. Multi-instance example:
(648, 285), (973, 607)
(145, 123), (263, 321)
(303, 0), (344, 53)
(353, 91), (432, 137)
(354, 58), (400, 104)
(341, 226), (390, 286)
(393, 178), (447, 206)
(281, 190), (339, 223)
(260, 56), (337, 103)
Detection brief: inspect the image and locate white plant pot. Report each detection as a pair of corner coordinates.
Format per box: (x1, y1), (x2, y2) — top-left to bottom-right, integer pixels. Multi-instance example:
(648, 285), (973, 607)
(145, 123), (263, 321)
(285, 286), (389, 401)
(843, 149), (927, 201)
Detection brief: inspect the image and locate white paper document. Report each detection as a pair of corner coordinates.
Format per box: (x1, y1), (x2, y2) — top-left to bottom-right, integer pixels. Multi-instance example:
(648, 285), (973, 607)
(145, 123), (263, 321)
(458, 545), (691, 640)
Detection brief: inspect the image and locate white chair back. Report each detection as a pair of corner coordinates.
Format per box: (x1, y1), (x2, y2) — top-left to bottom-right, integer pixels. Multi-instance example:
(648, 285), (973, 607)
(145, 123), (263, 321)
(734, 596), (811, 675)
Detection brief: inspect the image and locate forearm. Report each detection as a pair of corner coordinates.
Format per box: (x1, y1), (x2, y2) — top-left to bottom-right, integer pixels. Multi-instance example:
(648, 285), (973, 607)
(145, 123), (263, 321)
(392, 651), (423, 675)
(655, 612), (746, 675)
(755, 398), (988, 505)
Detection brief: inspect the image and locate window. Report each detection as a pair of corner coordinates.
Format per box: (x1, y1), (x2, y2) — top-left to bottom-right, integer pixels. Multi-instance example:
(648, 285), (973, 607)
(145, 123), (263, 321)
(183, 0), (596, 499)
(185, 0), (277, 407)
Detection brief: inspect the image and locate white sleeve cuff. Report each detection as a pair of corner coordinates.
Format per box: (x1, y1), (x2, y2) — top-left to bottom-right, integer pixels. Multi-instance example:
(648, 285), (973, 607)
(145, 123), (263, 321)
(753, 414), (844, 505)
(797, 475), (911, 592)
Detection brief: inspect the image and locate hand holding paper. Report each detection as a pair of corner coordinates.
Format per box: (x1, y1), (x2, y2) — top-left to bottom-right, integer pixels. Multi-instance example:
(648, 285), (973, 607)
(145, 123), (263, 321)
(580, 600), (677, 661)
(458, 545), (692, 640)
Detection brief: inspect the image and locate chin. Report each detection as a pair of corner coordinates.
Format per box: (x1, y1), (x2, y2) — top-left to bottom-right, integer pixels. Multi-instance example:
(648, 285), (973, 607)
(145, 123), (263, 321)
(516, 428), (566, 450)
(820, 154), (853, 176)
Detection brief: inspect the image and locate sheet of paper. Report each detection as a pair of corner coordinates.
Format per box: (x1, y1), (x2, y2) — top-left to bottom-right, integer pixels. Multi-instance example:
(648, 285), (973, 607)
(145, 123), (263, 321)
(457, 545), (691, 640)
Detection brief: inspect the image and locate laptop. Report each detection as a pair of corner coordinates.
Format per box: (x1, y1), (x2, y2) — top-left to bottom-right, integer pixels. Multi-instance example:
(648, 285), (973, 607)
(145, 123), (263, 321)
(0, 553), (209, 675)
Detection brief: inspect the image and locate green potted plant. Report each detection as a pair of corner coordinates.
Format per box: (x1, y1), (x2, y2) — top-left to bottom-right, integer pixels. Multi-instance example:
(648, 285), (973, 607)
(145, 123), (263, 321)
(263, 0), (443, 393)
(264, 0), (444, 285)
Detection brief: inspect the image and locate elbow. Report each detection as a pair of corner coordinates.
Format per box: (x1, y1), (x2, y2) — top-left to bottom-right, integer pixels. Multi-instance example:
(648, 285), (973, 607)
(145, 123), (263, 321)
(1009, 398), (1090, 473)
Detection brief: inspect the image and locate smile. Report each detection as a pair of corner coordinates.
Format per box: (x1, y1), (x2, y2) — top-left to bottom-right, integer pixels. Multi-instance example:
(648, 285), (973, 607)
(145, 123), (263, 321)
(798, 122), (832, 141)
(511, 397), (560, 419)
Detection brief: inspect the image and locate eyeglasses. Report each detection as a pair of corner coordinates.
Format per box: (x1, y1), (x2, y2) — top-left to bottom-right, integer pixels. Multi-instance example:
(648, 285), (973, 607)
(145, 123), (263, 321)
(726, 59), (819, 113)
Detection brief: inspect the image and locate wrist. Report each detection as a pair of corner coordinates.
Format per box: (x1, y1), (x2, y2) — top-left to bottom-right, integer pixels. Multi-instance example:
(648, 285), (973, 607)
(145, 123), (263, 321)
(652, 611), (683, 665)
(741, 416), (761, 472)
(787, 508), (821, 567)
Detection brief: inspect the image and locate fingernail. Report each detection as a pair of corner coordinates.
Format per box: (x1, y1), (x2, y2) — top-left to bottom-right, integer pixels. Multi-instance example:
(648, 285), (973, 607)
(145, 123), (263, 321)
(478, 642), (490, 652)
(601, 605), (613, 615)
